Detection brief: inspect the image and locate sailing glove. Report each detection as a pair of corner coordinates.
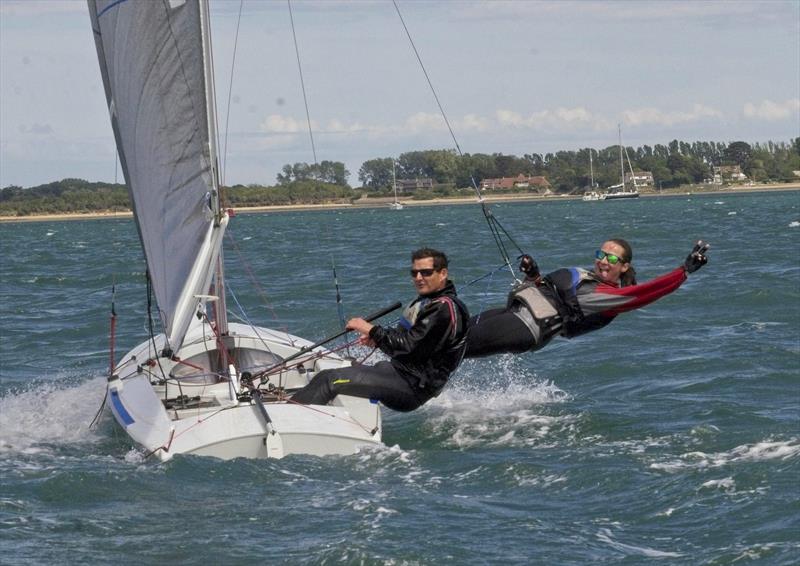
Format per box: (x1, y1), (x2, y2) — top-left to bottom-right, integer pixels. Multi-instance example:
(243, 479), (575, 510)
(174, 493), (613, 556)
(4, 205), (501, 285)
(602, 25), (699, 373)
(518, 254), (540, 278)
(684, 240), (710, 273)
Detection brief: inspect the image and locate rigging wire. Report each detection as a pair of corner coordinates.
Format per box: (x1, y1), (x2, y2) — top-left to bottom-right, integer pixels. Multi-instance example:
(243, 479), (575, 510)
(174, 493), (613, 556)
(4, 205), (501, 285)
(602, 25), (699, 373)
(220, 0), (245, 186)
(89, 281), (117, 429)
(391, 0), (523, 281)
(285, 4), (349, 343)
(224, 230), (293, 339)
(146, 272), (176, 398)
(331, 257), (352, 358)
(288, 0), (318, 165)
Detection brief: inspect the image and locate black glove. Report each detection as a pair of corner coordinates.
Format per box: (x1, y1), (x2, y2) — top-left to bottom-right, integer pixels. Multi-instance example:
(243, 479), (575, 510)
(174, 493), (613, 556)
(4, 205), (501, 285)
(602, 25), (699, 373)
(518, 254), (540, 278)
(684, 240), (710, 273)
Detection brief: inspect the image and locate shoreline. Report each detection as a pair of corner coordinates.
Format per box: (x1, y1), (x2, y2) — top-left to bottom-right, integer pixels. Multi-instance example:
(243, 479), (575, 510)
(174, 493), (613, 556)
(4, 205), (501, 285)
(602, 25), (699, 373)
(1, 183), (798, 223)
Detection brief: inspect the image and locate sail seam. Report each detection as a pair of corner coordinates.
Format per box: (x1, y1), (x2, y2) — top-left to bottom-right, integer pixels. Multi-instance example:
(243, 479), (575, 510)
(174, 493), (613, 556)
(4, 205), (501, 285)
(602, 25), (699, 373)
(97, 0), (128, 19)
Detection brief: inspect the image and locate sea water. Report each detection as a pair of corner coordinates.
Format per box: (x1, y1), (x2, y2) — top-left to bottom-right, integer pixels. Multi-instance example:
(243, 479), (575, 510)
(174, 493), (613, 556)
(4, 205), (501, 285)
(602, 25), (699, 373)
(1, 191), (798, 564)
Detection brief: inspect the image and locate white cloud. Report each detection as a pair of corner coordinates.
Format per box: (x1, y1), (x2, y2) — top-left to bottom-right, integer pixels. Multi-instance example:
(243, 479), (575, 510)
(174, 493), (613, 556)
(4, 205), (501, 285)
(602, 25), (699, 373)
(325, 118), (367, 134)
(743, 99), (800, 121)
(496, 106), (609, 131)
(242, 99), (781, 160)
(259, 114), (307, 134)
(403, 112), (448, 133)
(458, 113), (491, 132)
(621, 104), (723, 127)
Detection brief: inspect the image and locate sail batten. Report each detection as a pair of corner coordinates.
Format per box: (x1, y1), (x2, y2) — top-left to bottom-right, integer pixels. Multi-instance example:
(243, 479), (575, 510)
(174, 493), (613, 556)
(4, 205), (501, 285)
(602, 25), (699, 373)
(89, 0), (224, 351)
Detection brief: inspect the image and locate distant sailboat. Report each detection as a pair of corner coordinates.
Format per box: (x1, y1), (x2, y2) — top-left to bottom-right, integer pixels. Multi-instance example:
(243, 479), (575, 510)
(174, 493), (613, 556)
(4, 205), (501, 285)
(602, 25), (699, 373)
(605, 125), (640, 200)
(389, 160), (403, 210)
(89, 0), (384, 461)
(582, 148), (605, 201)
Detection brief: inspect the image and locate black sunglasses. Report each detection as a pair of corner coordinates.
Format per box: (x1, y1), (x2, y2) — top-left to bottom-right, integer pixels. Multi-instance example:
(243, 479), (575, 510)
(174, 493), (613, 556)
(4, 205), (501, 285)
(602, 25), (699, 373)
(410, 268), (437, 277)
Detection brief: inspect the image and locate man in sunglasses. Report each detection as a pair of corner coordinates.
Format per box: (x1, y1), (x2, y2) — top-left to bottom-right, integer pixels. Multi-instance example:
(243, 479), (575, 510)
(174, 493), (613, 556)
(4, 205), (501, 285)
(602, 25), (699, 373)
(292, 247), (469, 411)
(465, 239), (710, 358)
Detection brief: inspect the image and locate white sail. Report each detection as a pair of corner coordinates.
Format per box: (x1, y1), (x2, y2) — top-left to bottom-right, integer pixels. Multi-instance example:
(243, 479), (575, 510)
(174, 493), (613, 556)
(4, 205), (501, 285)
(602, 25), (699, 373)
(89, 0), (224, 352)
(90, 0), (383, 462)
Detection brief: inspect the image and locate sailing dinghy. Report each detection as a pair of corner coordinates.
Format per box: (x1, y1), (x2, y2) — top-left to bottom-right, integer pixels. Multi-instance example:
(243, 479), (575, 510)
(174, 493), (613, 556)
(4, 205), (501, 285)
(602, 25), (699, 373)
(89, 0), (382, 461)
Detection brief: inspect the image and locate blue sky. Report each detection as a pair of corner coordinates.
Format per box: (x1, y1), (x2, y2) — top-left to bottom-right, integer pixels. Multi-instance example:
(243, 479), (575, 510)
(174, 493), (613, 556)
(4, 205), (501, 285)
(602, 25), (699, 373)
(1, 0), (798, 188)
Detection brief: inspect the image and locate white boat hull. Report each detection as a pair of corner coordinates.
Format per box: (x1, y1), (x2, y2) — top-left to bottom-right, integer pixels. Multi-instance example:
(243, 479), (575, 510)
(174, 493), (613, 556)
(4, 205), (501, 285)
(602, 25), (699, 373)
(582, 191), (605, 201)
(107, 322), (382, 461)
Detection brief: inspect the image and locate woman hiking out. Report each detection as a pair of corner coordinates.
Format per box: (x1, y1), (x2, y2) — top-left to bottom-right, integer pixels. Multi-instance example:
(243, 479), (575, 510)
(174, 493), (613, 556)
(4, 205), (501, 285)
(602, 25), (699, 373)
(464, 239), (710, 358)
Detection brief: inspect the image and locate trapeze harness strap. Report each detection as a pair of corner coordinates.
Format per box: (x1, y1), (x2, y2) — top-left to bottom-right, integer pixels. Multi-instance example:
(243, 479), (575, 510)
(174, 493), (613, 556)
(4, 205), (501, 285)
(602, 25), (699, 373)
(427, 295), (468, 395)
(433, 296), (465, 341)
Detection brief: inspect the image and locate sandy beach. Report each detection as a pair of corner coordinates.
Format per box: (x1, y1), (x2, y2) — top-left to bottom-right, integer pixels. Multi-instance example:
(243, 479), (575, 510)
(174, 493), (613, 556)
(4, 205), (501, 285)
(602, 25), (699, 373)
(1, 183), (798, 223)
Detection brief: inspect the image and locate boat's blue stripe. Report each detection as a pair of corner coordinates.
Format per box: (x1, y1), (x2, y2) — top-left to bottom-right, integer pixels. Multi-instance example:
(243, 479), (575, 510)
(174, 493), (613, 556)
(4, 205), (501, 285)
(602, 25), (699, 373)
(110, 390), (135, 426)
(97, 0), (129, 19)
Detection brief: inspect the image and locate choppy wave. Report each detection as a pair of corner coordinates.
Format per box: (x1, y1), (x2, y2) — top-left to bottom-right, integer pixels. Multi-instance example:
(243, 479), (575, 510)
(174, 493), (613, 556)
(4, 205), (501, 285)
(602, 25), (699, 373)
(2, 192), (799, 564)
(421, 356), (572, 449)
(0, 377), (106, 455)
(596, 527), (684, 558)
(650, 438), (800, 472)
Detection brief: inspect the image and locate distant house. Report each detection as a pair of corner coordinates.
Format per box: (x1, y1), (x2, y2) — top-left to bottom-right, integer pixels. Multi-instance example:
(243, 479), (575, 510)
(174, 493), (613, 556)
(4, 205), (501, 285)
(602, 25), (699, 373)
(713, 165), (748, 184)
(395, 178), (433, 194)
(624, 171), (654, 187)
(480, 174), (551, 191)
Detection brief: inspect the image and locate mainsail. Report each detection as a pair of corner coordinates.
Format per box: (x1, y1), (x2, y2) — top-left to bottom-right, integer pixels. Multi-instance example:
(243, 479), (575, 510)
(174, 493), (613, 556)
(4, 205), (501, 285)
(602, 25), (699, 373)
(89, 0), (226, 352)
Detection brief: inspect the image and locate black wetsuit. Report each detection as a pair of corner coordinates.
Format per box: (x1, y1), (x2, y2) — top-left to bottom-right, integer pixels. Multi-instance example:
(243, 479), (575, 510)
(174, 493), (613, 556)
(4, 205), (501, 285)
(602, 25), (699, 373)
(465, 266), (688, 358)
(292, 280), (469, 411)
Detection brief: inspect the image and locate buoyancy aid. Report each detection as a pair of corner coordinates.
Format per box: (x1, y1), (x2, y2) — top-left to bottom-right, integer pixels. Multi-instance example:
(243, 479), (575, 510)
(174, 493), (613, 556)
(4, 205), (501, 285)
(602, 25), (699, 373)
(508, 268), (608, 342)
(507, 279), (564, 348)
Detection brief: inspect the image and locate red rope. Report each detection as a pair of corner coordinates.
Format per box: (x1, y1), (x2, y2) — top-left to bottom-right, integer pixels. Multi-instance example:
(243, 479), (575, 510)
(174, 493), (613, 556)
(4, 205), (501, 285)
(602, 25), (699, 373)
(109, 313), (117, 375)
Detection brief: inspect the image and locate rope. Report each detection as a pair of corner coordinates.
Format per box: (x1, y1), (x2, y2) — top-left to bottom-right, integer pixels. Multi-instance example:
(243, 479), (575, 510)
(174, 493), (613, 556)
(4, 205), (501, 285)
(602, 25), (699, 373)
(287, 0), (317, 164)
(109, 281), (117, 375)
(145, 272), (171, 388)
(220, 0), (244, 185)
(331, 257), (352, 358)
(224, 230), (293, 340)
(392, 0), (523, 281)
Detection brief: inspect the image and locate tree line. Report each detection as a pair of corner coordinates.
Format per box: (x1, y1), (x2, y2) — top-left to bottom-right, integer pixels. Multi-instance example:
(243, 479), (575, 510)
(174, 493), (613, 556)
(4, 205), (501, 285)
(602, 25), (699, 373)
(2, 139), (797, 216)
(358, 139), (800, 193)
(0, 178), (130, 216)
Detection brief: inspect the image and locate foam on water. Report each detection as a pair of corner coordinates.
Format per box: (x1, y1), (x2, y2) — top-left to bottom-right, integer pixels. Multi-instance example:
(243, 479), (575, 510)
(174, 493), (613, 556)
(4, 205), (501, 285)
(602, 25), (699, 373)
(650, 438), (800, 472)
(0, 376), (106, 455)
(420, 355), (573, 449)
(700, 477), (736, 491)
(595, 527), (684, 558)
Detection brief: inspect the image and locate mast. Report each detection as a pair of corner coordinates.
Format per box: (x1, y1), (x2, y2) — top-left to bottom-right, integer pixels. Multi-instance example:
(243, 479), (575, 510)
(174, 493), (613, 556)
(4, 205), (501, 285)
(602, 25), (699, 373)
(618, 124), (625, 191)
(392, 160), (396, 200)
(199, 0), (229, 336)
(589, 149), (595, 188)
(200, 0), (221, 220)
(624, 145), (639, 193)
